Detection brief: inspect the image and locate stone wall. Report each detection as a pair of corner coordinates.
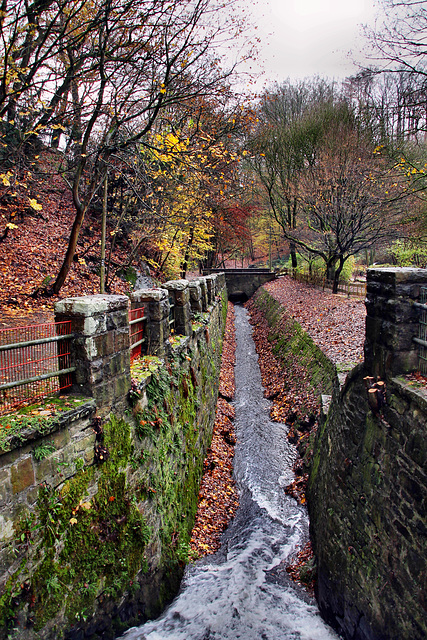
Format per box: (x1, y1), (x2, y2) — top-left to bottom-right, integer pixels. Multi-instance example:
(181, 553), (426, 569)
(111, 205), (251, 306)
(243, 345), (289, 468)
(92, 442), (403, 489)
(250, 287), (337, 397)
(0, 276), (227, 640)
(308, 268), (427, 640)
(203, 269), (276, 300)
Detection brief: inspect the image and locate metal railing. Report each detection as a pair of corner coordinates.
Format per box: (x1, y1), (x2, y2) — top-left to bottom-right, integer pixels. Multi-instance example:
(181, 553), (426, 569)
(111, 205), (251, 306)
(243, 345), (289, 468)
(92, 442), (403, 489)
(0, 321), (75, 415)
(129, 305), (147, 361)
(285, 270), (367, 298)
(413, 288), (427, 375)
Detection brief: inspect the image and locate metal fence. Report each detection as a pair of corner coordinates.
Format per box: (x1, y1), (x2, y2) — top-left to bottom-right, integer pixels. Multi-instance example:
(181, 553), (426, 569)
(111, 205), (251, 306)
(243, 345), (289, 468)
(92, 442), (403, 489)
(414, 287), (427, 375)
(129, 305), (147, 361)
(285, 270), (367, 298)
(0, 322), (75, 415)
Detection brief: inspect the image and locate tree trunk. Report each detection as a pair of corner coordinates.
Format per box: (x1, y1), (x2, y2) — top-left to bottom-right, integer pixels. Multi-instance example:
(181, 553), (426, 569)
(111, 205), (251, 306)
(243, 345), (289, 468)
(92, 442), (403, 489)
(181, 227), (194, 279)
(332, 271), (339, 294)
(332, 256), (345, 294)
(52, 201), (86, 294)
(326, 257), (337, 286)
(100, 173), (108, 293)
(290, 241), (297, 269)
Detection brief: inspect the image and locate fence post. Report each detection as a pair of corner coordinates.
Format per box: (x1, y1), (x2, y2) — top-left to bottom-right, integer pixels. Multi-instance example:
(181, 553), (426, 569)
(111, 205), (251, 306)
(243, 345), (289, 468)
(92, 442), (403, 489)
(54, 294), (130, 416)
(364, 267), (427, 379)
(163, 280), (192, 336)
(130, 289), (170, 356)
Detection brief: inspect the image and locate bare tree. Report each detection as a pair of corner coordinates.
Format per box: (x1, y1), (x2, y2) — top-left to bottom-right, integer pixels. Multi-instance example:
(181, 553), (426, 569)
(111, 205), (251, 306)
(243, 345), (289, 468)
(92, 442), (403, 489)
(1, 0), (253, 292)
(291, 125), (403, 292)
(246, 80), (348, 269)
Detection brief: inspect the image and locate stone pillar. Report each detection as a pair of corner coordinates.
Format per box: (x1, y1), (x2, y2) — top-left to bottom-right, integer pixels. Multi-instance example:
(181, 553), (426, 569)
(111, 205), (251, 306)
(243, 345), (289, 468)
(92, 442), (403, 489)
(54, 295), (130, 416)
(188, 280), (203, 315)
(163, 280), (192, 336)
(198, 277), (209, 312)
(205, 275), (216, 305)
(216, 272), (226, 293)
(364, 267), (427, 379)
(131, 289), (170, 356)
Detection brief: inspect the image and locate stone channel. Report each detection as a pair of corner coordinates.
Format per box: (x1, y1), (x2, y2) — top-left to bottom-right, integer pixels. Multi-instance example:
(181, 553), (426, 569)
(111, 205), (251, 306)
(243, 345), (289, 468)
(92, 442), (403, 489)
(120, 304), (339, 640)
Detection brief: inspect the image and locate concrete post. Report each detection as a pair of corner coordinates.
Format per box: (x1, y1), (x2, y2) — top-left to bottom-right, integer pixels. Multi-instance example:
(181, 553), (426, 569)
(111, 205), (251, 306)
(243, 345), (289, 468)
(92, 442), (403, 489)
(364, 267), (427, 379)
(131, 289), (170, 356)
(163, 280), (192, 336)
(54, 294), (130, 416)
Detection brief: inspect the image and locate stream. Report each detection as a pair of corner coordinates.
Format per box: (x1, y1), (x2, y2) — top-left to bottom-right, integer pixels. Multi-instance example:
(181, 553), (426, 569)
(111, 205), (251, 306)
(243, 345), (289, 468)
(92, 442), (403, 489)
(120, 305), (340, 640)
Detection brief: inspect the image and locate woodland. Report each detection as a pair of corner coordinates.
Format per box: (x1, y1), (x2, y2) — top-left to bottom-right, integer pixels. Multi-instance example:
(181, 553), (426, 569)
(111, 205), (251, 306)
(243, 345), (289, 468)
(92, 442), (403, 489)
(1, 0), (427, 608)
(1, 0), (427, 322)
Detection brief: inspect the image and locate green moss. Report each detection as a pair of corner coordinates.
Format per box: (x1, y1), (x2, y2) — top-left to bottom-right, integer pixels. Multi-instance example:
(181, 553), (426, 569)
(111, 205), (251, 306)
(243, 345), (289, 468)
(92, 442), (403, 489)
(0, 394), (92, 453)
(0, 294), (227, 638)
(130, 355), (163, 383)
(221, 289), (228, 324)
(255, 289), (336, 397)
(0, 417), (151, 634)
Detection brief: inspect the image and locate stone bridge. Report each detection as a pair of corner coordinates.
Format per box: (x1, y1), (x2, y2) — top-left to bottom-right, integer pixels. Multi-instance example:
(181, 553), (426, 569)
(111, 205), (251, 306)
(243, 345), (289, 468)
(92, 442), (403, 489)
(202, 268), (277, 301)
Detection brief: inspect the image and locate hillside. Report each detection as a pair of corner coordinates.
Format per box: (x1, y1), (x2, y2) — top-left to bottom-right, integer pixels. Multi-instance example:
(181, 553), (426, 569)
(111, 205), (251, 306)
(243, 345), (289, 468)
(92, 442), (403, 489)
(0, 168), (133, 329)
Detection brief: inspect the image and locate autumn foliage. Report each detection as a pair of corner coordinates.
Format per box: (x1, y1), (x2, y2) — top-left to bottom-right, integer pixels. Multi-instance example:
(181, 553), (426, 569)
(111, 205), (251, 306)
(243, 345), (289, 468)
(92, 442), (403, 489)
(0, 165), (131, 327)
(190, 302), (239, 558)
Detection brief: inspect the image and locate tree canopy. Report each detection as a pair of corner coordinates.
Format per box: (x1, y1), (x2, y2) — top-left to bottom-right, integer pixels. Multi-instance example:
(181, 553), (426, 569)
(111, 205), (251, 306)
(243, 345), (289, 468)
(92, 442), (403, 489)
(0, 0), (254, 291)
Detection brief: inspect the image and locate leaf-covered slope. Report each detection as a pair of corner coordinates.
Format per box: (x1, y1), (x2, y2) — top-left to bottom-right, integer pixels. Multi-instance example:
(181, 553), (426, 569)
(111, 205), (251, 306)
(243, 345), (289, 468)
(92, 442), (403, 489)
(0, 170), (131, 328)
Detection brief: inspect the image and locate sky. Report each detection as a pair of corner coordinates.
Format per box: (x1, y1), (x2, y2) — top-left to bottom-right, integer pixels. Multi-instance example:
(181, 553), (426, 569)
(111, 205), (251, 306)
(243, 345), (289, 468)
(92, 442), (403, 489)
(238, 0), (381, 89)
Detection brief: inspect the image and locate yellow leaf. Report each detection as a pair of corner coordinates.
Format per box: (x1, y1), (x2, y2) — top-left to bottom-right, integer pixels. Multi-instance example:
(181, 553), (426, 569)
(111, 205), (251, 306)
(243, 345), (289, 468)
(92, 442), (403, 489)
(29, 198), (42, 211)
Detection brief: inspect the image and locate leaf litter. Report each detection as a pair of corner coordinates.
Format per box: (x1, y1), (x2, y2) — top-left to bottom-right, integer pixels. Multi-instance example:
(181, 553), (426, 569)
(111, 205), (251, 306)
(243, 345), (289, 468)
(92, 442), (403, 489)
(190, 302), (239, 558)
(245, 276), (366, 591)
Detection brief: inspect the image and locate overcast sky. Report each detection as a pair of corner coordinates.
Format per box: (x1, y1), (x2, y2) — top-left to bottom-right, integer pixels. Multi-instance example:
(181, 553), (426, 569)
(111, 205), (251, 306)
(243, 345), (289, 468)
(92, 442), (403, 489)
(238, 0), (381, 90)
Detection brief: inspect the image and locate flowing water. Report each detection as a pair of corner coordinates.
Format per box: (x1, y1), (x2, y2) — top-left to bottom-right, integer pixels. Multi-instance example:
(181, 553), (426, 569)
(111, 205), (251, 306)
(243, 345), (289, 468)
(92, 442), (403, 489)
(121, 305), (340, 640)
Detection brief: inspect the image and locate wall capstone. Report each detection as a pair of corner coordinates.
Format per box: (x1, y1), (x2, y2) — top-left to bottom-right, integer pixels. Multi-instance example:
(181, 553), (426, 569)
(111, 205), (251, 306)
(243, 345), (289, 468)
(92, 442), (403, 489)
(163, 280), (192, 336)
(364, 267), (427, 379)
(54, 294), (130, 416)
(188, 280), (203, 315)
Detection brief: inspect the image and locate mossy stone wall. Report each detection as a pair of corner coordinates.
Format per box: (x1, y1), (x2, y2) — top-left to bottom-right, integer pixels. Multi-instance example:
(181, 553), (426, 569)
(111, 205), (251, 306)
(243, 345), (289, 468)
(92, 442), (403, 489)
(252, 288), (337, 398)
(0, 291), (227, 640)
(308, 370), (427, 640)
(253, 276), (426, 640)
(308, 268), (427, 640)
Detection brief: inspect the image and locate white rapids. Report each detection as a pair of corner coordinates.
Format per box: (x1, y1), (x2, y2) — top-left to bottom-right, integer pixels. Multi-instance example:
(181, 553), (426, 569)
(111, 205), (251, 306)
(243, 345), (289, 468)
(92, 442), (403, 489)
(120, 305), (341, 640)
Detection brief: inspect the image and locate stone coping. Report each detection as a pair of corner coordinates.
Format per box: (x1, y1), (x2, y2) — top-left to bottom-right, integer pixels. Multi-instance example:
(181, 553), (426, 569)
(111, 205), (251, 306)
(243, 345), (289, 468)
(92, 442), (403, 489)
(0, 398), (96, 455)
(392, 376), (427, 411)
(55, 294), (129, 315)
(368, 266), (427, 282)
